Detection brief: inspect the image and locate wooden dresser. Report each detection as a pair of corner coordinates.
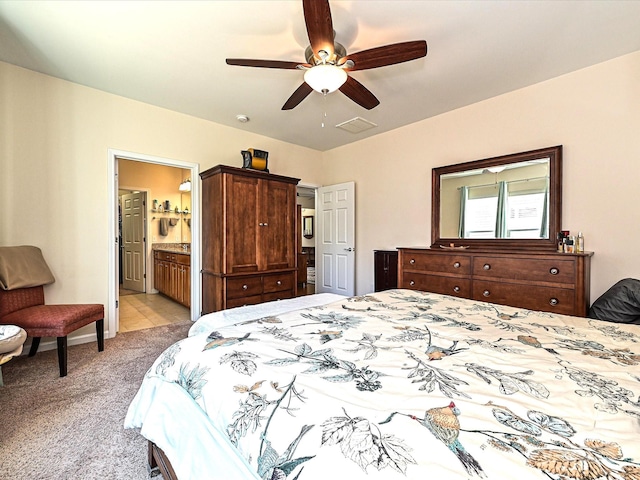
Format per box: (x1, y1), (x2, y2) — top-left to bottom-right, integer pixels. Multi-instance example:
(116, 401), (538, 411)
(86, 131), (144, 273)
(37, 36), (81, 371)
(201, 165), (299, 314)
(397, 248), (593, 316)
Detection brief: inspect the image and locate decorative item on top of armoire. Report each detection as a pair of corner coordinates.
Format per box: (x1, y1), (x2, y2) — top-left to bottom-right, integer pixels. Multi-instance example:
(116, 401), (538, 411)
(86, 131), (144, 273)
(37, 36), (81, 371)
(374, 250), (398, 292)
(200, 165), (299, 313)
(241, 148), (269, 172)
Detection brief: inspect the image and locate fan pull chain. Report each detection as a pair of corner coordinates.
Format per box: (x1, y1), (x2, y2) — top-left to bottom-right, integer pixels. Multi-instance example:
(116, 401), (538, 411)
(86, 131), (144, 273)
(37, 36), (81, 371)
(321, 89), (328, 128)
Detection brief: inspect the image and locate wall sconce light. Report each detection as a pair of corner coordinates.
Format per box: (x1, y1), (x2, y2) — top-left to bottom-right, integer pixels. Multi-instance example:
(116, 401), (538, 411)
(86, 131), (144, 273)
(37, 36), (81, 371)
(179, 179), (191, 192)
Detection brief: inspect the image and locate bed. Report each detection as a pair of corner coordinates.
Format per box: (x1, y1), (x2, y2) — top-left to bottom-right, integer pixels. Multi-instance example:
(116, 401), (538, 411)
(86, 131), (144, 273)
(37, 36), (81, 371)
(125, 289), (640, 479)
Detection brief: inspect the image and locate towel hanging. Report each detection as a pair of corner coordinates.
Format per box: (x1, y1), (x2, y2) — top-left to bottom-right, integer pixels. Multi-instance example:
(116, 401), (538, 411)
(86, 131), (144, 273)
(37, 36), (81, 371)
(169, 218), (178, 227)
(159, 218), (169, 236)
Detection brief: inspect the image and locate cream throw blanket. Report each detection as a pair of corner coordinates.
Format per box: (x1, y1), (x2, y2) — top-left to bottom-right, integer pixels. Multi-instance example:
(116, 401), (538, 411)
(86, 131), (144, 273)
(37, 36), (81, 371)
(0, 246), (55, 290)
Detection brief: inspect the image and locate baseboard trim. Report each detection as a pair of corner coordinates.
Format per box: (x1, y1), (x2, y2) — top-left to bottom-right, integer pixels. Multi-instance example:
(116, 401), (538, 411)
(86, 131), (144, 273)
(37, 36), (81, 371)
(21, 331), (102, 356)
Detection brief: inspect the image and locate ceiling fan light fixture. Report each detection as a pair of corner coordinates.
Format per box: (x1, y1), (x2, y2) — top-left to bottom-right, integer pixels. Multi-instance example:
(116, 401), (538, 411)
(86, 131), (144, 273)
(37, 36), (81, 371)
(304, 64), (347, 94)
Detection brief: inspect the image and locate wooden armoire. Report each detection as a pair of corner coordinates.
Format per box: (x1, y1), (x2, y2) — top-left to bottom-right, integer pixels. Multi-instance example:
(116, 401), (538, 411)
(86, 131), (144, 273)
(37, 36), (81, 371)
(200, 165), (300, 314)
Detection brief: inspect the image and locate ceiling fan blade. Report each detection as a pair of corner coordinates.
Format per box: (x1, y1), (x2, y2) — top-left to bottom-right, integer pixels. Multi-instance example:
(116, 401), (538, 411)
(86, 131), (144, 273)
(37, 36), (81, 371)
(302, 0), (335, 57)
(226, 59), (309, 70)
(339, 76), (380, 110)
(339, 40), (427, 71)
(282, 82), (314, 110)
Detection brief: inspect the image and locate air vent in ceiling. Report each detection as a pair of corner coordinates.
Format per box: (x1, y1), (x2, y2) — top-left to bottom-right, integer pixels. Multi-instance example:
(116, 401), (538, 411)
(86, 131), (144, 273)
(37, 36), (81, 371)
(335, 117), (378, 134)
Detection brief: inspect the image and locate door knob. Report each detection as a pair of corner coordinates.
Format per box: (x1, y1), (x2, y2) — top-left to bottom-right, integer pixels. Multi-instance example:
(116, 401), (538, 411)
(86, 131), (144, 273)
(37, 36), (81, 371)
(344, 247), (354, 252)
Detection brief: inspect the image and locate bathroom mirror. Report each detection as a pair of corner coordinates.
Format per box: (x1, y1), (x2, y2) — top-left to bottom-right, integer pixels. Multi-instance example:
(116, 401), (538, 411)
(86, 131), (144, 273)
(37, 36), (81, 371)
(431, 145), (562, 251)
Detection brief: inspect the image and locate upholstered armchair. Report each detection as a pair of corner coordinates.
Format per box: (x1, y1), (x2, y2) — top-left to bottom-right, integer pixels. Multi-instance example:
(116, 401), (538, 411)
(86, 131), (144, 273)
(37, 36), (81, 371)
(0, 246), (104, 377)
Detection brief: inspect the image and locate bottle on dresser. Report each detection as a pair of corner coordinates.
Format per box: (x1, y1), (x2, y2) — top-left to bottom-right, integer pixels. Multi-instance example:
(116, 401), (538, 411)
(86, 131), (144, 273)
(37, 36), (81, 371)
(576, 232), (585, 253)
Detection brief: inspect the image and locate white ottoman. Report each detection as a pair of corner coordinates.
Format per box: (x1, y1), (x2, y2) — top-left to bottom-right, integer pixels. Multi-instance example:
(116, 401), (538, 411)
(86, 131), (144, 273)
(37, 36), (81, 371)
(0, 324), (27, 386)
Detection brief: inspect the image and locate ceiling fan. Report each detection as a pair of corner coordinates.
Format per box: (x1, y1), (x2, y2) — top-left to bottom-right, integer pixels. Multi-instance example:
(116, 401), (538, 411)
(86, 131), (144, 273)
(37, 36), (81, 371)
(226, 0), (427, 111)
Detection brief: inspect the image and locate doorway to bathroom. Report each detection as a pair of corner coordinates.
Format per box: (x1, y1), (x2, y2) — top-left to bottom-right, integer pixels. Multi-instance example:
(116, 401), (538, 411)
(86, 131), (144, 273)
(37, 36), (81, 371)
(108, 149), (200, 337)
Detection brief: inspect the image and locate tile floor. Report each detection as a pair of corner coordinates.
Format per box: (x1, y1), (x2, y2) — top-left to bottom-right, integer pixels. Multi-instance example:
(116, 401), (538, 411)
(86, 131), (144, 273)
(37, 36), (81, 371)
(119, 292), (190, 332)
(118, 282), (315, 333)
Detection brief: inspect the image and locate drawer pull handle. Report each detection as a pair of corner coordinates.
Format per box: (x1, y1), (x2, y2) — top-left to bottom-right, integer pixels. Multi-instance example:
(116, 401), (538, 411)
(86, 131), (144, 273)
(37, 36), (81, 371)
(549, 298), (558, 306)
(453, 286), (460, 293)
(549, 267), (559, 275)
(483, 290), (490, 297)
(409, 280), (415, 286)
(276, 280), (282, 286)
(453, 262), (460, 268)
(242, 284), (248, 290)
(483, 264), (491, 270)
(410, 259), (415, 265)
(263, 222), (268, 226)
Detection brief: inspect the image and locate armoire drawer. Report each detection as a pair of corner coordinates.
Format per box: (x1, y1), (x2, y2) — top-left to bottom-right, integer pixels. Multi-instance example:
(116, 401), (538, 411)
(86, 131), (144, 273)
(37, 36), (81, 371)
(472, 256), (576, 284)
(263, 273), (294, 293)
(401, 273), (471, 298)
(472, 280), (576, 315)
(263, 290), (295, 303)
(226, 294), (263, 309)
(226, 276), (263, 299)
(402, 251), (471, 275)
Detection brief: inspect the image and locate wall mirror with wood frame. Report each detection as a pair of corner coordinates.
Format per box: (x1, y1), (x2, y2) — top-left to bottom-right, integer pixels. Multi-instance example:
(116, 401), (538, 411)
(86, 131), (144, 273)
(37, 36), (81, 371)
(431, 145), (562, 251)
(303, 215), (314, 239)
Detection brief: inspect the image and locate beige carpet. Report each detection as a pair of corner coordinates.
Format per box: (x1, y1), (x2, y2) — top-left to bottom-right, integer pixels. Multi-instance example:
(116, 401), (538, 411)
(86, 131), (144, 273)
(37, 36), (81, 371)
(0, 321), (192, 479)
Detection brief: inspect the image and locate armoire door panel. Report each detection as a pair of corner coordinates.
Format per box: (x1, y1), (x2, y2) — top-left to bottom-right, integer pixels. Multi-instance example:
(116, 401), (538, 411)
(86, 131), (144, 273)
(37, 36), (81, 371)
(260, 180), (295, 270)
(226, 175), (260, 273)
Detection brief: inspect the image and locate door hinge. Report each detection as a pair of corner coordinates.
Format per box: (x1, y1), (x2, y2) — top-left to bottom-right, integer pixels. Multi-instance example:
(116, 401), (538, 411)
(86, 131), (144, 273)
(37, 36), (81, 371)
(116, 300), (119, 308)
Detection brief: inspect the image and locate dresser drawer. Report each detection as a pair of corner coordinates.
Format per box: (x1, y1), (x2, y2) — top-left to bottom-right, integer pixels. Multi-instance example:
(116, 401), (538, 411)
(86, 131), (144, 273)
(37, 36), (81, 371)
(226, 276), (263, 299)
(473, 280), (576, 315)
(263, 273), (294, 293)
(402, 251), (471, 274)
(473, 256), (575, 284)
(226, 294), (263, 309)
(401, 272), (471, 298)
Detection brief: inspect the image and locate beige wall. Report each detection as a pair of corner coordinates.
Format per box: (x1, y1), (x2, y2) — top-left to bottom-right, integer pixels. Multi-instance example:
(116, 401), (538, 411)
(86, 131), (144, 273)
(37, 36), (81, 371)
(322, 50), (640, 298)
(0, 61), (323, 342)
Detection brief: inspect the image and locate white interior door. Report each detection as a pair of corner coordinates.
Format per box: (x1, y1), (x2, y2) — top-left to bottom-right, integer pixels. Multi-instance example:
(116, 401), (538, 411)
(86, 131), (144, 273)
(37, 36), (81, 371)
(316, 182), (355, 296)
(122, 191), (145, 292)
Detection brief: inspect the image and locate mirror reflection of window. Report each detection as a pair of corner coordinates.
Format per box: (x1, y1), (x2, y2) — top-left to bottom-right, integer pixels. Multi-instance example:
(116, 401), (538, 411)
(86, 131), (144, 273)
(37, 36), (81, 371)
(461, 182), (548, 239)
(442, 158), (550, 240)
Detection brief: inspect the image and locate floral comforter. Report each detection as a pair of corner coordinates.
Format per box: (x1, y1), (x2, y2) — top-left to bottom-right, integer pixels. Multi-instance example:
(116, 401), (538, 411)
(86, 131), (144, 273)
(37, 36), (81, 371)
(125, 289), (640, 480)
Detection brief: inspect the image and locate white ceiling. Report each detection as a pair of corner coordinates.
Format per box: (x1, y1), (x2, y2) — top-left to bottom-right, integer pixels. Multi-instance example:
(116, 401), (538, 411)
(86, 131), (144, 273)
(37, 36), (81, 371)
(1, 1), (639, 152)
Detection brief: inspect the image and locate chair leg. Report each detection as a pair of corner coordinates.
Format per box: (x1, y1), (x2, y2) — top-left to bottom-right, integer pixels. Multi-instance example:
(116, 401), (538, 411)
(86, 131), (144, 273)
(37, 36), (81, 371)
(28, 337), (41, 357)
(57, 336), (68, 377)
(96, 319), (105, 352)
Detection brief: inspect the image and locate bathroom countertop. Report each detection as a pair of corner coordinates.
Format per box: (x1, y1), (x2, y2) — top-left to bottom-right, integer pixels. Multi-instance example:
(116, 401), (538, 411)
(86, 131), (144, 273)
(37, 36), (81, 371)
(152, 244), (191, 255)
